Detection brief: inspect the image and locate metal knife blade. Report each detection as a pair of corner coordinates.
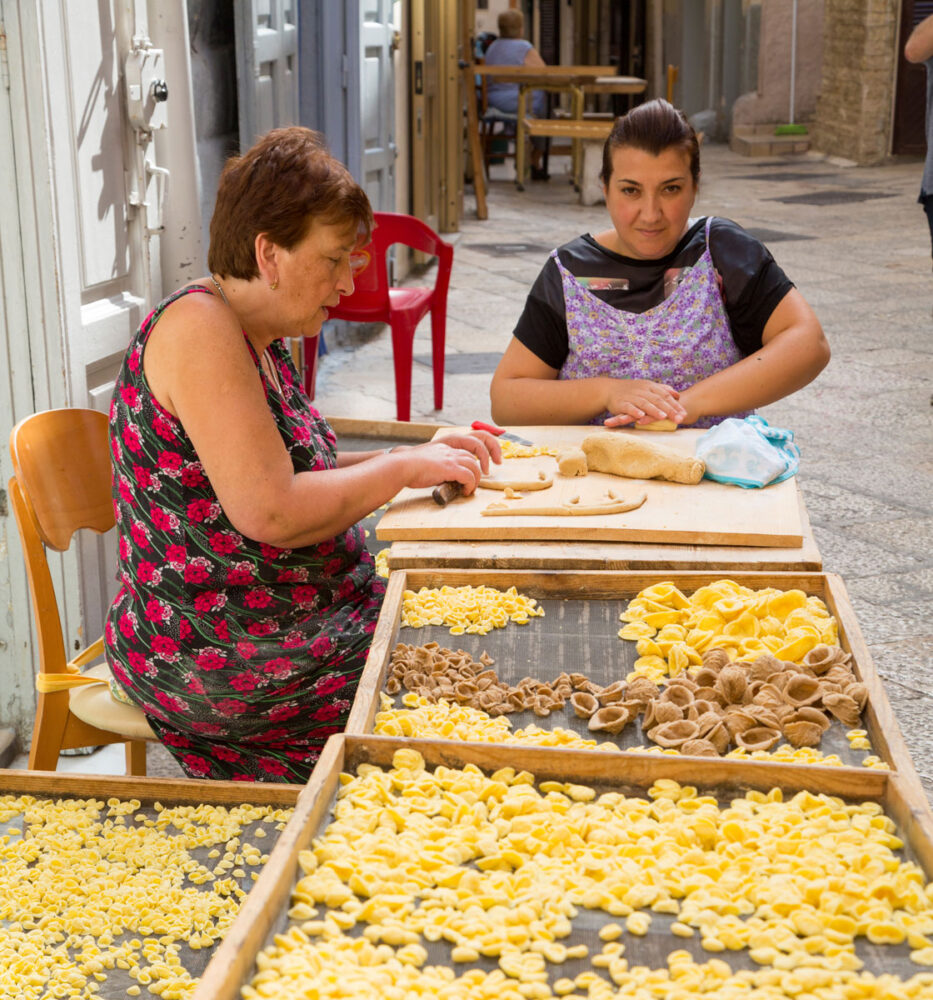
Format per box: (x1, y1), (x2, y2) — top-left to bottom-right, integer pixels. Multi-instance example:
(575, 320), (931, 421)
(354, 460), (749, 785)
(470, 420), (534, 446)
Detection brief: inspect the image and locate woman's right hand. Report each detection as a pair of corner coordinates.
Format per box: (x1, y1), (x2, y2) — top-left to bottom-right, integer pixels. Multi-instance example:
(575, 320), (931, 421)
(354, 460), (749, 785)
(603, 378), (687, 427)
(397, 434), (499, 496)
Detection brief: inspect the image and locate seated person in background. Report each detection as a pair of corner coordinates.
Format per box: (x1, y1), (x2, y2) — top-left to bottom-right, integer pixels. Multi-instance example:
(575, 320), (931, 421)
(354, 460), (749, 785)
(484, 9), (549, 180)
(490, 99), (830, 427)
(106, 126), (500, 783)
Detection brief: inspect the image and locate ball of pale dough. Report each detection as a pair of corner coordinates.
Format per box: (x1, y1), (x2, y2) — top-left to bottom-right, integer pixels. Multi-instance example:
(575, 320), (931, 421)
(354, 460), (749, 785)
(557, 447), (587, 477)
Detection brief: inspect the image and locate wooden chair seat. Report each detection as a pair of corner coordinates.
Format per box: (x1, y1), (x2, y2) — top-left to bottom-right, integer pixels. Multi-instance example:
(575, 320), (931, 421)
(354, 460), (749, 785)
(69, 663), (156, 742)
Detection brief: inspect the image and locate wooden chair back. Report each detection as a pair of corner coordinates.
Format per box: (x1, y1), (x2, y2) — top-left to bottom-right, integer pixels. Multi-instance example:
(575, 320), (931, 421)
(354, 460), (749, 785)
(9, 407), (149, 773)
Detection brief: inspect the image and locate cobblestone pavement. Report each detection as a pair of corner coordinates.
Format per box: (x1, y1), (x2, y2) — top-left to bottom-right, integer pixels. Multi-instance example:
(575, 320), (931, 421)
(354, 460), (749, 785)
(316, 142), (933, 800)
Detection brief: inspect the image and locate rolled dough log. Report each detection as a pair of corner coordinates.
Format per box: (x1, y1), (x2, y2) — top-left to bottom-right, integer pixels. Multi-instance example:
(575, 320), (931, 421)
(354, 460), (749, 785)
(556, 446), (587, 477)
(478, 473), (553, 491)
(581, 432), (705, 485)
(481, 493), (646, 517)
(633, 419), (678, 432)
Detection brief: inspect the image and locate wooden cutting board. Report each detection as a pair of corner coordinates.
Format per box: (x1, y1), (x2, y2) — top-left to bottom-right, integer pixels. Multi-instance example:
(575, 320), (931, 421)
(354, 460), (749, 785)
(375, 426), (804, 547)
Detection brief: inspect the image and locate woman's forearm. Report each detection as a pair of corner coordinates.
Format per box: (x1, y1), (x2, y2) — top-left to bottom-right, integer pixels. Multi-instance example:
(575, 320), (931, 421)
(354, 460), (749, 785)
(490, 374), (613, 425)
(679, 324), (830, 424)
(237, 451), (414, 549)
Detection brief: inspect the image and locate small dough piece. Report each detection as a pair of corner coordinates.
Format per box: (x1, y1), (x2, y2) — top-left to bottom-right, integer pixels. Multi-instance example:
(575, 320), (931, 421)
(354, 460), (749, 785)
(633, 419), (678, 432)
(478, 473), (553, 491)
(582, 432), (704, 485)
(557, 446), (588, 477)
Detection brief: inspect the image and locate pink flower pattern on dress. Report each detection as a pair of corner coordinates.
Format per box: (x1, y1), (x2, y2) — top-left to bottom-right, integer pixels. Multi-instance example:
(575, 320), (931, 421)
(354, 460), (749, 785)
(106, 285), (384, 782)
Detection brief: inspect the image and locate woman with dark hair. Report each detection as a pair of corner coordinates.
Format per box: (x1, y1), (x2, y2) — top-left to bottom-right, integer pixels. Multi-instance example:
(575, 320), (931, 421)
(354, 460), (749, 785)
(106, 127), (499, 782)
(490, 99), (829, 427)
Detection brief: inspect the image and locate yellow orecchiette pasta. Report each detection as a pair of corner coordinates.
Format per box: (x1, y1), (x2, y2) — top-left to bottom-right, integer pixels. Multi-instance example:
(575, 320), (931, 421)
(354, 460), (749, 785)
(242, 751), (933, 999)
(618, 580), (839, 683)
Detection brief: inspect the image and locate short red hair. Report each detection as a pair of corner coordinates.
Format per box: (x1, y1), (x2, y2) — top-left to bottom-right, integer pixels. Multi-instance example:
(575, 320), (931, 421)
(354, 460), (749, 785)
(208, 127), (374, 279)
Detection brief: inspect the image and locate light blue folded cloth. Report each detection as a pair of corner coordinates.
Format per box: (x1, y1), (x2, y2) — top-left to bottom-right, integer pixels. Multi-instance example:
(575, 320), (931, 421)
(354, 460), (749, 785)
(695, 415), (800, 488)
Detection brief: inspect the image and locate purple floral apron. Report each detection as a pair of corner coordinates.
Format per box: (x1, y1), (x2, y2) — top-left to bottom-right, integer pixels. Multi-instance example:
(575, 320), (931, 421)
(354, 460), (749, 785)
(556, 217), (752, 428)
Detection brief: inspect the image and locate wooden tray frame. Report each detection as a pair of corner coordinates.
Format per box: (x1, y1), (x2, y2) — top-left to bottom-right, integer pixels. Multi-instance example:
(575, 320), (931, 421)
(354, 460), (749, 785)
(195, 732), (933, 1000)
(345, 569), (926, 805)
(0, 769), (309, 995)
(0, 768), (304, 805)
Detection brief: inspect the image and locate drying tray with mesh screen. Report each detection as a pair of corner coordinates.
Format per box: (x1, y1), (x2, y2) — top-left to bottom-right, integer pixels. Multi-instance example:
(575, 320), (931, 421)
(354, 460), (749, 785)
(345, 569), (923, 784)
(194, 735), (933, 1000)
(0, 771), (301, 999)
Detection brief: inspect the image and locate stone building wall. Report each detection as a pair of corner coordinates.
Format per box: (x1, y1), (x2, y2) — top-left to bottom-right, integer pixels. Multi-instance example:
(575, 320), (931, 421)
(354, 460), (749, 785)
(812, 0), (900, 163)
(732, 0), (824, 129)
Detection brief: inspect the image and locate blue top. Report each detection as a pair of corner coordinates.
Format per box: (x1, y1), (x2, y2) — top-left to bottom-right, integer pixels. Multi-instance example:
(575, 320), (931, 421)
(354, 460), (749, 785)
(484, 38), (544, 117)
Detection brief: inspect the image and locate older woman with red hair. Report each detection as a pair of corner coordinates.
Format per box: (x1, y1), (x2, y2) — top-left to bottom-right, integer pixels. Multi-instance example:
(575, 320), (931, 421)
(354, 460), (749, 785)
(106, 127), (498, 782)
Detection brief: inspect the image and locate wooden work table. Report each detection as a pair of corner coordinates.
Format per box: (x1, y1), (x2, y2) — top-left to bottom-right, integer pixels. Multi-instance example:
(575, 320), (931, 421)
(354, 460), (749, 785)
(338, 421), (823, 573)
(468, 64), (646, 205)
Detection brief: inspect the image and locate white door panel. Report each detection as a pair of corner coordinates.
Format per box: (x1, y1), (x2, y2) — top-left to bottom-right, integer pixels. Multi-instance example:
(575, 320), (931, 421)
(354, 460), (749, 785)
(66, 4), (132, 289)
(359, 0), (395, 211)
(0, 0), (183, 737)
(237, 0), (299, 146)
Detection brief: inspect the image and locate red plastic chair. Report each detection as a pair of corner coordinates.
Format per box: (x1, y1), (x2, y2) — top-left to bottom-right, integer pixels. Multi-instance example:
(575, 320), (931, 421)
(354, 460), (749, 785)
(310, 211), (454, 422)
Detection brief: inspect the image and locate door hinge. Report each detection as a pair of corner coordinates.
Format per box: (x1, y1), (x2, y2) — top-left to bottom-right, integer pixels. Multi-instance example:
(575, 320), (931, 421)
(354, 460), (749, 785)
(0, 23), (10, 91)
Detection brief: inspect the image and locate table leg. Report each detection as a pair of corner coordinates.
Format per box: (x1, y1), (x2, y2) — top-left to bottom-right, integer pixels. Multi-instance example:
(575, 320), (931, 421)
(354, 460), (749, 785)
(463, 64), (488, 219)
(516, 85), (528, 191)
(571, 86), (584, 191)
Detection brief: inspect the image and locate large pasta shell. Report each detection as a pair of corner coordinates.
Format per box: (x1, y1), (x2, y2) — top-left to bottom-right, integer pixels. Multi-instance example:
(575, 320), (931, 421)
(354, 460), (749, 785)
(692, 667), (721, 688)
(453, 680), (477, 702)
(803, 644), (850, 674)
(695, 711), (724, 737)
(716, 665), (747, 703)
(822, 692), (862, 727)
(795, 706), (831, 732)
(783, 674), (822, 707)
(588, 705), (632, 735)
(783, 719), (824, 748)
(723, 708), (757, 738)
(598, 680), (627, 705)
(735, 726), (781, 752)
(626, 677), (660, 705)
(825, 664), (855, 687)
(752, 683), (785, 709)
(660, 684), (695, 709)
(570, 691), (599, 719)
(680, 738), (720, 758)
(652, 700), (684, 726)
(693, 699), (723, 718)
(702, 648), (731, 671)
(706, 721), (731, 754)
(748, 706), (782, 730)
(749, 653), (782, 681)
(649, 719), (699, 748)
(845, 682), (869, 712)
(694, 686), (725, 707)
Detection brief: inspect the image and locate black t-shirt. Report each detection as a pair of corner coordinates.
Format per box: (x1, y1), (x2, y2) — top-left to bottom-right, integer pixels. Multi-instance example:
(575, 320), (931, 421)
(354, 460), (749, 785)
(513, 217), (794, 371)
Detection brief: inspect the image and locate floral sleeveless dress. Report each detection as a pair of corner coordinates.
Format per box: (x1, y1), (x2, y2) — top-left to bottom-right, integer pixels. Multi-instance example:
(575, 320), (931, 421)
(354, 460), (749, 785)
(105, 286), (385, 783)
(556, 217), (752, 428)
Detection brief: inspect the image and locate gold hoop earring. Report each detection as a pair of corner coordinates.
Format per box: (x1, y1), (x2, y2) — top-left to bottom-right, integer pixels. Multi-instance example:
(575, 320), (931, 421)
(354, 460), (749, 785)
(270, 280), (279, 291)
